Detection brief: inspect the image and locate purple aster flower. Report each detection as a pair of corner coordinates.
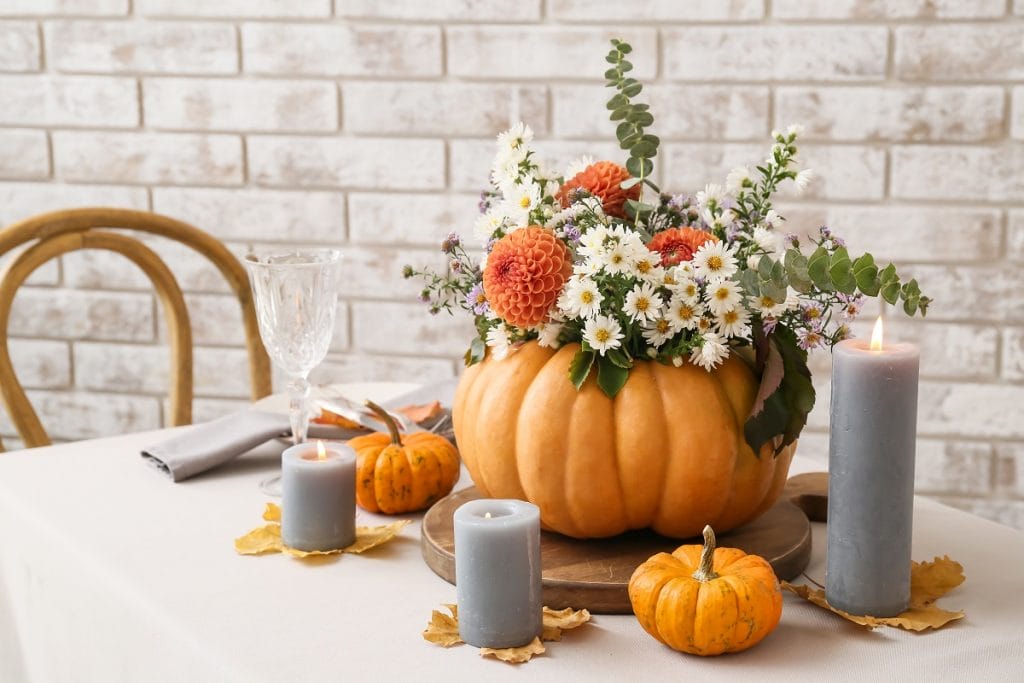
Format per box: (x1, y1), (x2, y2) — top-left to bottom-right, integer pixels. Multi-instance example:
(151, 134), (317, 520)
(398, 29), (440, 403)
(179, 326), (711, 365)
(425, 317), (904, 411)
(485, 236), (497, 253)
(564, 224), (581, 243)
(418, 289), (431, 304)
(450, 260), (462, 273)
(797, 327), (824, 350)
(762, 317), (778, 335)
(818, 225), (832, 239)
(466, 283), (489, 315)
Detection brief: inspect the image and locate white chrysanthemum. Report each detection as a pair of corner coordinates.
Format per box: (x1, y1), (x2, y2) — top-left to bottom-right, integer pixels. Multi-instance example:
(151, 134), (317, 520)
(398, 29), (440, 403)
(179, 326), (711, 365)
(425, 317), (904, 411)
(536, 321), (563, 349)
(753, 291), (794, 318)
(642, 317), (675, 348)
(666, 295), (703, 332)
(564, 154), (596, 179)
(583, 314), (623, 355)
(485, 324), (512, 360)
(705, 278), (743, 315)
(494, 122), (533, 168)
(793, 168), (815, 194)
(746, 254), (761, 270)
(753, 227), (779, 253)
(786, 123), (805, 138)
(690, 331), (728, 371)
(676, 277), (701, 304)
(624, 282), (664, 324)
(559, 276), (603, 318)
(573, 258), (602, 277)
(602, 242), (633, 274)
(500, 181), (542, 227)
(577, 225), (608, 259)
(632, 252), (664, 283)
(764, 208), (782, 227)
(726, 166), (751, 194)
(716, 306), (751, 339)
(692, 241), (739, 280)
(474, 210), (506, 244)
(696, 183), (724, 210)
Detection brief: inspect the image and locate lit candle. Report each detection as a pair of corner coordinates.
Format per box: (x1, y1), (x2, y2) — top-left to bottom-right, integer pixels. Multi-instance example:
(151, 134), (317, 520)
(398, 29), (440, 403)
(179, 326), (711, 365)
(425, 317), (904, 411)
(281, 440), (356, 552)
(454, 499), (542, 648)
(826, 317), (919, 616)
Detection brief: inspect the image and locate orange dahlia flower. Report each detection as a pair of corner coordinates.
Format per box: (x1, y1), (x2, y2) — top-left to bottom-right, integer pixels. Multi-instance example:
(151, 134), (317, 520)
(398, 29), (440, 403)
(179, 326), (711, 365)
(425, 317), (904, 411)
(648, 228), (718, 267)
(558, 161), (640, 219)
(483, 226), (572, 329)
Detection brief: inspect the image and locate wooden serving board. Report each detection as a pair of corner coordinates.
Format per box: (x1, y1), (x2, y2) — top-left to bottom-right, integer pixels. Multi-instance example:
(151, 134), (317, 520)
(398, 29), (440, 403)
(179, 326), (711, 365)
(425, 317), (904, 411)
(421, 472), (829, 614)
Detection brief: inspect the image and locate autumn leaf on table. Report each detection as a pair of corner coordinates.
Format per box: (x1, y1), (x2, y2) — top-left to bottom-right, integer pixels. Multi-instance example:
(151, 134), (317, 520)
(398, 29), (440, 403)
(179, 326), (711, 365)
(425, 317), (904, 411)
(782, 555), (965, 631)
(422, 605), (591, 663)
(396, 401), (444, 424)
(234, 503), (410, 557)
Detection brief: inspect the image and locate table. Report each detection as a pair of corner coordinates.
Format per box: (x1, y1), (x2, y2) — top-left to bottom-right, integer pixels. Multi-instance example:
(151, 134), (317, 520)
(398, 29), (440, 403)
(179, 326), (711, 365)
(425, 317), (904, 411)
(1, 387), (1022, 682)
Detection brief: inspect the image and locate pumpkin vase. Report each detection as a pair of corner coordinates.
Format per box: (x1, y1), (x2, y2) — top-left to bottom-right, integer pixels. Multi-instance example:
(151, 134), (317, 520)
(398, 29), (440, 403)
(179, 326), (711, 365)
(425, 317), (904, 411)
(452, 342), (796, 539)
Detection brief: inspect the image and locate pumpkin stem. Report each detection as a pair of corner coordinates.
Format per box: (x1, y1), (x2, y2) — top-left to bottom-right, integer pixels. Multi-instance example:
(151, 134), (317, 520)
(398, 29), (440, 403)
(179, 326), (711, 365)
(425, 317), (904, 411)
(364, 400), (403, 446)
(692, 525), (719, 582)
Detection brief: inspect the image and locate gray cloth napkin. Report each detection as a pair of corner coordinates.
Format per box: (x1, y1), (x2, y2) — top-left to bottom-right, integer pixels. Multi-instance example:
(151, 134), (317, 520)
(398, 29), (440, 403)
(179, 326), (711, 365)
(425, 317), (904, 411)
(141, 380), (458, 482)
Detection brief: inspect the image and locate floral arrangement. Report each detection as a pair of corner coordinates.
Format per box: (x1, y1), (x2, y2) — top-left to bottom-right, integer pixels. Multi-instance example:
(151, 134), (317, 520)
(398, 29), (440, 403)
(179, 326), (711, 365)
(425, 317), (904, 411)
(405, 39), (930, 455)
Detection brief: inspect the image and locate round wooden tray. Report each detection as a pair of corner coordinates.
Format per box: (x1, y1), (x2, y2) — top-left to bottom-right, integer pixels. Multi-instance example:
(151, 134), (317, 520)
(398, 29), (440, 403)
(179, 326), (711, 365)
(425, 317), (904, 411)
(421, 473), (827, 614)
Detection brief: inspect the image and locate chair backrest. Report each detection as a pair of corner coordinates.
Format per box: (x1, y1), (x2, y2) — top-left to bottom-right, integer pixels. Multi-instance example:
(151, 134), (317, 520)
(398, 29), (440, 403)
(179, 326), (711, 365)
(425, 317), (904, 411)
(0, 207), (272, 451)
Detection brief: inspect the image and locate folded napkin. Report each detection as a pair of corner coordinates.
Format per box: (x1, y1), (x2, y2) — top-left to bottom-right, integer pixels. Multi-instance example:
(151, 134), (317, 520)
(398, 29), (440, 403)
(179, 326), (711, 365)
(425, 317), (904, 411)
(142, 380), (458, 482)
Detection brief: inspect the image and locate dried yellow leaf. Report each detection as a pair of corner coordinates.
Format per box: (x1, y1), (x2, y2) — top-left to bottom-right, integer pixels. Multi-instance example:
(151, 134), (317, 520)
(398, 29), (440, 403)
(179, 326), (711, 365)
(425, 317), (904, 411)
(480, 637), (545, 664)
(422, 604), (462, 647)
(235, 505), (410, 558)
(541, 606), (592, 641)
(423, 604), (590, 663)
(782, 555), (966, 631)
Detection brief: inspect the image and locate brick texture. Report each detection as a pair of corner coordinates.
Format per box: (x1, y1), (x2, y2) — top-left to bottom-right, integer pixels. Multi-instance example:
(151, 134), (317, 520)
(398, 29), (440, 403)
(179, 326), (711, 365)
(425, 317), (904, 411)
(0, 8), (1020, 530)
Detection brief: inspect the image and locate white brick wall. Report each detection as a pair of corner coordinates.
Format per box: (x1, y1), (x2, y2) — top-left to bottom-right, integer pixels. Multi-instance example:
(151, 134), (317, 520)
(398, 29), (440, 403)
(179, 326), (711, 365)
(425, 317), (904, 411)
(0, 1), (1021, 529)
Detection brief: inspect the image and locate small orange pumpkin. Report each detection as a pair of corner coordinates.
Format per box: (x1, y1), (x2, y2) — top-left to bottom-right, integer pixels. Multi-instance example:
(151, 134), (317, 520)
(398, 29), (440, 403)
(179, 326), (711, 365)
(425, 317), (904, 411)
(347, 401), (460, 515)
(628, 526), (782, 656)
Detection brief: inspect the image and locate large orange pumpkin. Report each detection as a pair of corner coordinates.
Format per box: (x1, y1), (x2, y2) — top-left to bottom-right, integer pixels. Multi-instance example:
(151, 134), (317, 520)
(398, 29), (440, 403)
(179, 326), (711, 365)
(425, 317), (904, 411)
(452, 341), (795, 538)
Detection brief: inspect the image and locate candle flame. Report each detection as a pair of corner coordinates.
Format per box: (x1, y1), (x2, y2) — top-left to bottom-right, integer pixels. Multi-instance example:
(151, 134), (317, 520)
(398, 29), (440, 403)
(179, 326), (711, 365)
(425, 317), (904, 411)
(316, 440), (327, 461)
(485, 512), (492, 519)
(870, 316), (884, 351)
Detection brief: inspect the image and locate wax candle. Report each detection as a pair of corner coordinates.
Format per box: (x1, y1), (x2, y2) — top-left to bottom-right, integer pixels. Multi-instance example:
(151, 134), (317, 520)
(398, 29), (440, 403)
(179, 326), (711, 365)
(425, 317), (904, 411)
(454, 499), (542, 648)
(281, 441), (356, 552)
(826, 317), (919, 617)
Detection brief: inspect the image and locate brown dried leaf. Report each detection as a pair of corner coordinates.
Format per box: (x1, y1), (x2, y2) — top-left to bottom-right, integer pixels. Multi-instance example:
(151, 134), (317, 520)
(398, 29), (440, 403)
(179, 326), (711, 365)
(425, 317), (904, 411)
(398, 401), (443, 424)
(541, 606), (592, 641)
(782, 556), (966, 632)
(480, 637), (546, 664)
(422, 604), (462, 647)
(312, 409), (363, 430)
(345, 520), (412, 554)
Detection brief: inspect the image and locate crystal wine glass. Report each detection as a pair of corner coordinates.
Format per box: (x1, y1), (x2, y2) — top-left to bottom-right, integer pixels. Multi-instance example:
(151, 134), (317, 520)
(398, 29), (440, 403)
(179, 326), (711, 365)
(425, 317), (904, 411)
(245, 249), (341, 492)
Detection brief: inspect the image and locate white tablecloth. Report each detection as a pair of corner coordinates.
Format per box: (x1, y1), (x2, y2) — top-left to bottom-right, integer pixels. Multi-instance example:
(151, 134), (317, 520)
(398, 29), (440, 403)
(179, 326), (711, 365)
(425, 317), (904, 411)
(1, 388), (1022, 682)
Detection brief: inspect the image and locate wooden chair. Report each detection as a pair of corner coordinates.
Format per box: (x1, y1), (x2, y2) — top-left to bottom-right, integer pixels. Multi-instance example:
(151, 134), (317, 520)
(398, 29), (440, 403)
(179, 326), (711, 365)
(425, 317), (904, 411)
(0, 207), (272, 452)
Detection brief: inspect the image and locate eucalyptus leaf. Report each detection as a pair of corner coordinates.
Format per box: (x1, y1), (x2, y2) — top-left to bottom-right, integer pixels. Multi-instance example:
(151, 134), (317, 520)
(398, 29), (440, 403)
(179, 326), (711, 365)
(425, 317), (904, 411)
(464, 336), (486, 367)
(807, 246), (833, 292)
(623, 82), (642, 97)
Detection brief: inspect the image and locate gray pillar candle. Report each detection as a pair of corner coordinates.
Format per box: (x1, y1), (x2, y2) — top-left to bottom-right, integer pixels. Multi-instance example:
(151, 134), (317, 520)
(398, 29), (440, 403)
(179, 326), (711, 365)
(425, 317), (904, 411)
(826, 319), (919, 617)
(454, 499), (542, 649)
(281, 441), (356, 552)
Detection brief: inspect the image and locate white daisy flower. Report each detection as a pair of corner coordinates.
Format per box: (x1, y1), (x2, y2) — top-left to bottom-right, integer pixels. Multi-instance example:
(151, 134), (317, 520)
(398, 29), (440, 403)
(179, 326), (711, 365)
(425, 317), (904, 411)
(696, 183), (724, 210)
(690, 331), (729, 371)
(786, 123), (805, 138)
(632, 254), (665, 283)
(536, 321), (563, 349)
(485, 324), (512, 360)
(642, 317), (675, 348)
(583, 314), (623, 355)
(474, 210), (506, 244)
(753, 227), (779, 253)
(577, 225), (608, 259)
(572, 258), (602, 277)
(494, 122), (533, 168)
(692, 241), (739, 280)
(676, 278), (701, 305)
(560, 276), (603, 318)
(602, 242), (633, 274)
(716, 306), (751, 339)
(666, 296), (703, 332)
(746, 254), (761, 270)
(725, 166), (751, 194)
(500, 181), (542, 227)
(624, 282), (664, 324)
(793, 168), (815, 194)
(705, 278), (742, 316)
(764, 209), (782, 228)
(564, 154), (596, 179)
(753, 292), (791, 318)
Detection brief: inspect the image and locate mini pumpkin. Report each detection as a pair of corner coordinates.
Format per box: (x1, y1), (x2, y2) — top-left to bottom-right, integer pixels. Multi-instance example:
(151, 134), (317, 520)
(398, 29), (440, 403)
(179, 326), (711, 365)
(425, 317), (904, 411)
(628, 525), (783, 656)
(347, 401), (460, 515)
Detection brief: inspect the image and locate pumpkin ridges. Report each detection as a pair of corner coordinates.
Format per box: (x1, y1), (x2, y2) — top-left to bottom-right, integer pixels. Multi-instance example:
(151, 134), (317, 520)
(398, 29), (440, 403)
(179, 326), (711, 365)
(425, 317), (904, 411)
(352, 438), (386, 513)
(694, 575), (741, 655)
(613, 361), (669, 530)
(627, 552), (678, 642)
(517, 344), (588, 537)
(651, 363), (736, 537)
(405, 443), (442, 510)
(452, 356), (490, 496)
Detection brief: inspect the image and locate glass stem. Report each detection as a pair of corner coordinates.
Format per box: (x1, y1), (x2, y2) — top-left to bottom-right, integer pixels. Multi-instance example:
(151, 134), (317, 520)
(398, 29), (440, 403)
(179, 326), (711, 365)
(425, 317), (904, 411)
(287, 375), (311, 444)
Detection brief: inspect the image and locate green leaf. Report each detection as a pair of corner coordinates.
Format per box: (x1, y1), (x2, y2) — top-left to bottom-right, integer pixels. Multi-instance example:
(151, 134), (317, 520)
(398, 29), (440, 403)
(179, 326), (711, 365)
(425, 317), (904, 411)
(743, 327), (815, 457)
(607, 348), (633, 369)
(828, 247), (856, 294)
(629, 140), (657, 158)
(596, 355), (629, 398)
(757, 255), (774, 280)
(738, 269), (762, 298)
(784, 249), (812, 294)
(619, 60), (633, 72)
(622, 82), (642, 97)
(604, 68), (619, 80)
(610, 106), (630, 121)
(463, 336), (485, 367)
(627, 110), (654, 127)
(852, 253), (880, 296)
(606, 93), (627, 110)
(616, 121), (635, 141)
(749, 337), (784, 419)
(618, 42), (632, 54)
(807, 246), (834, 292)
(605, 53), (618, 64)
(568, 349), (595, 390)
